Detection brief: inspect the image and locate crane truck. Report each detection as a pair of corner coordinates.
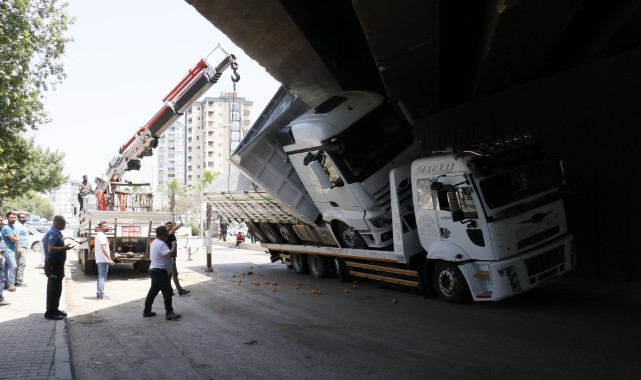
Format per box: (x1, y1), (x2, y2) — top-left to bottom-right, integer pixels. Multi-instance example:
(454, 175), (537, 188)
(75, 46), (239, 274)
(206, 88), (576, 302)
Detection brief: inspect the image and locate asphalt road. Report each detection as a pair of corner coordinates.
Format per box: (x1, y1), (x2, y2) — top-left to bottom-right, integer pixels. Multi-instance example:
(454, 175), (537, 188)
(64, 244), (641, 380)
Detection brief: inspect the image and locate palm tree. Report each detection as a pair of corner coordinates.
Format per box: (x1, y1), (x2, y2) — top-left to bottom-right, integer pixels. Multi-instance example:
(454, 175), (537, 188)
(163, 179), (187, 218)
(193, 170), (219, 235)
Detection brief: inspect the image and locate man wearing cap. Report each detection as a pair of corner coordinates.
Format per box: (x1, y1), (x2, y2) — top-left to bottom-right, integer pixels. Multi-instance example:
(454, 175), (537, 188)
(95, 221), (114, 299)
(143, 225), (181, 320)
(43, 215), (74, 320)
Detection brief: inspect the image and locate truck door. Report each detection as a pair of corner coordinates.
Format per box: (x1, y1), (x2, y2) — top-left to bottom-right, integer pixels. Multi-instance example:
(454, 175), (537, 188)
(431, 174), (489, 257)
(302, 150), (363, 213)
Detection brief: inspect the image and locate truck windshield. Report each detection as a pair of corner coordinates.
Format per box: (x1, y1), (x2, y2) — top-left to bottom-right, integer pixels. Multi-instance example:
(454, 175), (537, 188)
(326, 105), (414, 183)
(479, 160), (560, 209)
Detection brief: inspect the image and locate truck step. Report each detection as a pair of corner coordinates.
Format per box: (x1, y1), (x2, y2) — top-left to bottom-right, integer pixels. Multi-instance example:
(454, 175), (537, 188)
(345, 261), (417, 276)
(349, 271), (419, 287)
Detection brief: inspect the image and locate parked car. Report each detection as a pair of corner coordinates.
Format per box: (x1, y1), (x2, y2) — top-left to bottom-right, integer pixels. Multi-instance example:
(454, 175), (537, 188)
(31, 225), (51, 234)
(23, 224), (44, 252)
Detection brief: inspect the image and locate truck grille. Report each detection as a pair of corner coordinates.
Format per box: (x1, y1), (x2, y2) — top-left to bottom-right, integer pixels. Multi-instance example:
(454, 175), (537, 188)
(517, 226), (559, 249)
(525, 246), (565, 283)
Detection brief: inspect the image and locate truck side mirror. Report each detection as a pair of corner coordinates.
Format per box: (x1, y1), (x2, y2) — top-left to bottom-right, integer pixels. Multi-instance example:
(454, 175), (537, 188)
(308, 160), (334, 189)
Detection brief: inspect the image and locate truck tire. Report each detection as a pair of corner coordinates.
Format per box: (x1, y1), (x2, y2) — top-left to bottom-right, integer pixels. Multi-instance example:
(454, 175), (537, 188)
(247, 222), (268, 243)
(332, 257), (351, 282)
(290, 252), (309, 274)
(308, 254), (330, 279)
(432, 261), (470, 303)
(82, 251), (97, 275)
(260, 223), (282, 244)
(278, 224), (300, 244)
(335, 221), (367, 249)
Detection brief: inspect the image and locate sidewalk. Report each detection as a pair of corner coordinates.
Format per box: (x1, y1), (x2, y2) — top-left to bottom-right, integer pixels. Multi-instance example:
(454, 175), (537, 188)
(0, 251), (72, 380)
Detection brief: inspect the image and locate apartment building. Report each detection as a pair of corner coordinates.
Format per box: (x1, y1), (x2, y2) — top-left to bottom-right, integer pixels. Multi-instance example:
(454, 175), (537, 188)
(184, 92), (254, 188)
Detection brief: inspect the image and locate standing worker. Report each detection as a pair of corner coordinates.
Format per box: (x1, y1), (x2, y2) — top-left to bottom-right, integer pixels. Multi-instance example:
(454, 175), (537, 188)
(15, 213), (29, 287)
(165, 221), (190, 296)
(43, 215), (74, 320)
(143, 225), (181, 320)
(78, 174), (92, 212)
(95, 221), (114, 299)
(219, 220), (229, 242)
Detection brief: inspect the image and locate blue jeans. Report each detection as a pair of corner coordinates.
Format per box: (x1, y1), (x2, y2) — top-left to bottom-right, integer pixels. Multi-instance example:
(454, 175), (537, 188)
(0, 255), (4, 301)
(3, 251), (16, 287)
(97, 262), (109, 297)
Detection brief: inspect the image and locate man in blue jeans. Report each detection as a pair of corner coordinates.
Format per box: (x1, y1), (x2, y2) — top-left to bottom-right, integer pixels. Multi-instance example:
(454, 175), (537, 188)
(143, 225), (181, 320)
(2, 212), (19, 292)
(94, 221), (114, 299)
(0, 236), (9, 306)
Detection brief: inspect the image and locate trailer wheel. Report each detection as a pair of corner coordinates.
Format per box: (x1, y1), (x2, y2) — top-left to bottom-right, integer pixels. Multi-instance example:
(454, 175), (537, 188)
(81, 251), (97, 275)
(247, 222), (268, 243)
(260, 223), (282, 244)
(290, 252), (309, 274)
(278, 224), (300, 244)
(308, 254), (330, 279)
(432, 261), (470, 303)
(335, 221), (367, 249)
(332, 257), (351, 282)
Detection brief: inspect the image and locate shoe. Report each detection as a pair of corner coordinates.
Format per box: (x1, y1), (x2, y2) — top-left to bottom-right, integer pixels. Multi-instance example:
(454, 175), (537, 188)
(55, 310), (67, 317)
(97, 295), (111, 300)
(7, 285), (16, 292)
(14, 282), (26, 287)
(44, 313), (64, 320)
(143, 311), (157, 318)
(178, 289), (190, 296)
(0, 300), (10, 306)
(3, 285), (8, 290)
(165, 311), (181, 321)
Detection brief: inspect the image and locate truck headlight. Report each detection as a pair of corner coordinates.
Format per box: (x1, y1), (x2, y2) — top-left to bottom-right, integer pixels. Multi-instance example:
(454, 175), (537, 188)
(369, 215), (392, 228)
(498, 265), (521, 292)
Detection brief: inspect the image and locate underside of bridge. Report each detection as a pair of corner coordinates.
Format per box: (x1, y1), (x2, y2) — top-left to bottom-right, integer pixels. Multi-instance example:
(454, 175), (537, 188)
(186, 0), (641, 280)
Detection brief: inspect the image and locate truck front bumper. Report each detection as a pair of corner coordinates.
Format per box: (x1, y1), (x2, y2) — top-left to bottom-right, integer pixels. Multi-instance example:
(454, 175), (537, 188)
(459, 234), (576, 301)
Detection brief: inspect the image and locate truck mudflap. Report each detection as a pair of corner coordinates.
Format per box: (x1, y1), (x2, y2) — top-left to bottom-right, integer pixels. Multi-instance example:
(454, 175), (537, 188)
(459, 234), (575, 301)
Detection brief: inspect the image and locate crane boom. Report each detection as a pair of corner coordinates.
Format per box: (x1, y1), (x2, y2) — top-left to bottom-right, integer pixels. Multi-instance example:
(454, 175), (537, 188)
(96, 49), (239, 191)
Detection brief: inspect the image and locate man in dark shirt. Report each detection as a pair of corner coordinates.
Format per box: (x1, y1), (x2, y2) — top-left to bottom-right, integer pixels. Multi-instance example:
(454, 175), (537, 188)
(43, 216), (74, 320)
(165, 221), (190, 296)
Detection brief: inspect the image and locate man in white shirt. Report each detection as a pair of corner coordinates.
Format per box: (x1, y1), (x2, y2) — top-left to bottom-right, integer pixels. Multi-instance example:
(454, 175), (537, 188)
(94, 221), (114, 299)
(143, 225), (181, 320)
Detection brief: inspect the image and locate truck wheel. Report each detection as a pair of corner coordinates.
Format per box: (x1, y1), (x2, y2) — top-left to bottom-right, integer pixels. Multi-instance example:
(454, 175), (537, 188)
(260, 223), (282, 244)
(31, 241), (42, 252)
(335, 221), (367, 249)
(82, 251), (97, 275)
(290, 252), (309, 274)
(308, 254), (330, 279)
(278, 224), (300, 244)
(432, 261), (470, 303)
(135, 261), (150, 273)
(247, 222), (268, 243)
(332, 257), (351, 282)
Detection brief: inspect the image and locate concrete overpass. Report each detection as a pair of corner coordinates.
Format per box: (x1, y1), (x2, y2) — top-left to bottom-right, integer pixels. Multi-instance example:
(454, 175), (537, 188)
(186, 0), (641, 281)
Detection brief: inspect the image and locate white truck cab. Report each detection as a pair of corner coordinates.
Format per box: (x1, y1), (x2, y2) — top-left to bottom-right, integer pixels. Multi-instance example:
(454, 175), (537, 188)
(277, 91), (419, 249)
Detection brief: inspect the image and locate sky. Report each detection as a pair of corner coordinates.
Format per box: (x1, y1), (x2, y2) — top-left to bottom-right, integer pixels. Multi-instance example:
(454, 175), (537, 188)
(34, 0), (280, 184)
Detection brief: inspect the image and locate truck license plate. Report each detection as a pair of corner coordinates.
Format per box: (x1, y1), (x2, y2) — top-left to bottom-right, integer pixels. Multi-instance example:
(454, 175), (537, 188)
(121, 226), (142, 237)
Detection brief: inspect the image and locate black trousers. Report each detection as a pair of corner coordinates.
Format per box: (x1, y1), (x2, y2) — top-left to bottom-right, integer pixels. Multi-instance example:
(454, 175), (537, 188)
(44, 260), (65, 315)
(144, 269), (173, 314)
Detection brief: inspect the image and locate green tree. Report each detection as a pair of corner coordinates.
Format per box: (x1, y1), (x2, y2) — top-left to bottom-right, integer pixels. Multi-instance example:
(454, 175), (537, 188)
(0, 0), (73, 207)
(3, 190), (55, 220)
(162, 179), (187, 217)
(0, 0), (74, 142)
(0, 137), (67, 207)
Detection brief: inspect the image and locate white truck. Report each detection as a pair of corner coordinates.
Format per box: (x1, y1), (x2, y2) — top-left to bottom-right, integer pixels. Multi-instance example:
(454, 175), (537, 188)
(76, 46), (239, 274)
(208, 89), (576, 302)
